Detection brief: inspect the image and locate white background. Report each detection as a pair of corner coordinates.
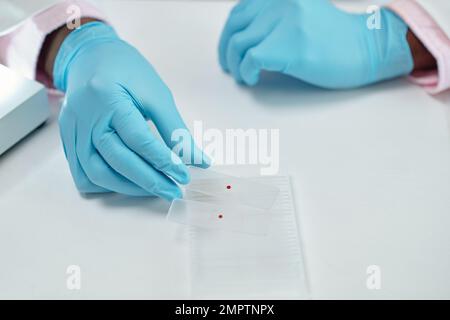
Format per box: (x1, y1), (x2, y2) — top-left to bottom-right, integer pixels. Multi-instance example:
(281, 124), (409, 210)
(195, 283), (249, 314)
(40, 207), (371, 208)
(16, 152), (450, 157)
(0, 0), (449, 299)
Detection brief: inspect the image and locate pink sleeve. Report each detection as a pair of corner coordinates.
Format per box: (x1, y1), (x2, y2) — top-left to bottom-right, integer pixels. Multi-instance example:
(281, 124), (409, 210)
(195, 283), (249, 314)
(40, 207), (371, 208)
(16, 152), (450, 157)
(0, 0), (106, 87)
(388, 0), (450, 94)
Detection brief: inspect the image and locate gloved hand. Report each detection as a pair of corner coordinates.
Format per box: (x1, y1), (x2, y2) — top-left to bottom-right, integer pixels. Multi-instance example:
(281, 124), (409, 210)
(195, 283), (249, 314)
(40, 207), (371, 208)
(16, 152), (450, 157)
(219, 0), (414, 89)
(55, 22), (209, 200)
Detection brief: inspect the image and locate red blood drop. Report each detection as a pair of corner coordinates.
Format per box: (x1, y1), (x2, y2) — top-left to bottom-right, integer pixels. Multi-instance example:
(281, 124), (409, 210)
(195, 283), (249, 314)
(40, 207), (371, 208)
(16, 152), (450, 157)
(226, 185), (231, 190)
(218, 214), (223, 219)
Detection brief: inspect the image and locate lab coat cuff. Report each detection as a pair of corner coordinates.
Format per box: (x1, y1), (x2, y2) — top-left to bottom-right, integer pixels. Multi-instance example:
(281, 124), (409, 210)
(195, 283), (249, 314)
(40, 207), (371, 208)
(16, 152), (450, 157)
(0, 0), (107, 88)
(388, 0), (450, 94)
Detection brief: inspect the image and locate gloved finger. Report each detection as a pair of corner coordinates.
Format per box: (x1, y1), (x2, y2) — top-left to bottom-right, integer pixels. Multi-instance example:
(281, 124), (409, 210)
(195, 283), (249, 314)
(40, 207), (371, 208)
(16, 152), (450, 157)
(58, 110), (108, 194)
(144, 92), (211, 169)
(239, 26), (287, 86)
(111, 106), (190, 185)
(219, 0), (267, 72)
(80, 150), (153, 197)
(94, 130), (183, 201)
(77, 137), (154, 196)
(74, 128), (154, 197)
(226, 15), (278, 83)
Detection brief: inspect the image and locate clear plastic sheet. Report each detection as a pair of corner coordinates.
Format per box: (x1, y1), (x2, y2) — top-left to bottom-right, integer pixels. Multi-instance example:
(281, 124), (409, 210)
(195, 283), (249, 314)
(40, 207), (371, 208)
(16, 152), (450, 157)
(187, 176), (309, 299)
(167, 199), (271, 236)
(185, 167), (280, 210)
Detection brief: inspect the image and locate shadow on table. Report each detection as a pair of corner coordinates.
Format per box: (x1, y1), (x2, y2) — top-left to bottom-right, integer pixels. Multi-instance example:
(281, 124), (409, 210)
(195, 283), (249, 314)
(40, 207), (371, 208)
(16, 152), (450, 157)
(81, 192), (170, 217)
(233, 71), (450, 140)
(242, 71), (411, 110)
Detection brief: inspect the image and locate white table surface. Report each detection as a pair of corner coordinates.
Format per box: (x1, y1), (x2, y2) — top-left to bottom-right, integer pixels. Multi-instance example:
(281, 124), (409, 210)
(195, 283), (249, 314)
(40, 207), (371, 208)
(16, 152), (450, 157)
(0, 0), (449, 299)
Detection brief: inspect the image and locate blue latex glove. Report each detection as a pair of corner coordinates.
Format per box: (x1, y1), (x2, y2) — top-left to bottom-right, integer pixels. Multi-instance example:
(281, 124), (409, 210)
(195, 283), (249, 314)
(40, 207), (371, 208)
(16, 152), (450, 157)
(55, 22), (209, 200)
(219, 0), (414, 88)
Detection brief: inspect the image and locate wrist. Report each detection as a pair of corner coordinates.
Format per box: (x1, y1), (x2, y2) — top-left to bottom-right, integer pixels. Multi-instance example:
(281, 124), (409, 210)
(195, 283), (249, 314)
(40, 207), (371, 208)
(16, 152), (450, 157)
(367, 9), (414, 83)
(52, 21), (119, 92)
(407, 29), (437, 72)
(39, 18), (101, 85)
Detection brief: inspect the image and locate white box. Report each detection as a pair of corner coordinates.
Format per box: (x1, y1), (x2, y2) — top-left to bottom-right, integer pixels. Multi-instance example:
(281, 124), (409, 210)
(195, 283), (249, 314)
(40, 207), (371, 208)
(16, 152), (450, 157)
(0, 64), (50, 155)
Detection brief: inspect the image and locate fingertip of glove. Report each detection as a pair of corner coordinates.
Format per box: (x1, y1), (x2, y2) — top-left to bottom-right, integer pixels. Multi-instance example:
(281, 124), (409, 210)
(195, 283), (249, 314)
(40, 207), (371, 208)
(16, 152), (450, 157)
(177, 168), (191, 185)
(218, 54), (230, 73)
(220, 64), (230, 74)
(197, 153), (212, 169)
(167, 164), (190, 185)
(160, 186), (183, 201)
(243, 75), (259, 87)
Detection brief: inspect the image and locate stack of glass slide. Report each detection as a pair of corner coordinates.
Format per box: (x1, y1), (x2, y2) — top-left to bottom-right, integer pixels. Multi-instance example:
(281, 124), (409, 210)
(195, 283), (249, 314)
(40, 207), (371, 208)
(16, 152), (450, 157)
(167, 168), (309, 299)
